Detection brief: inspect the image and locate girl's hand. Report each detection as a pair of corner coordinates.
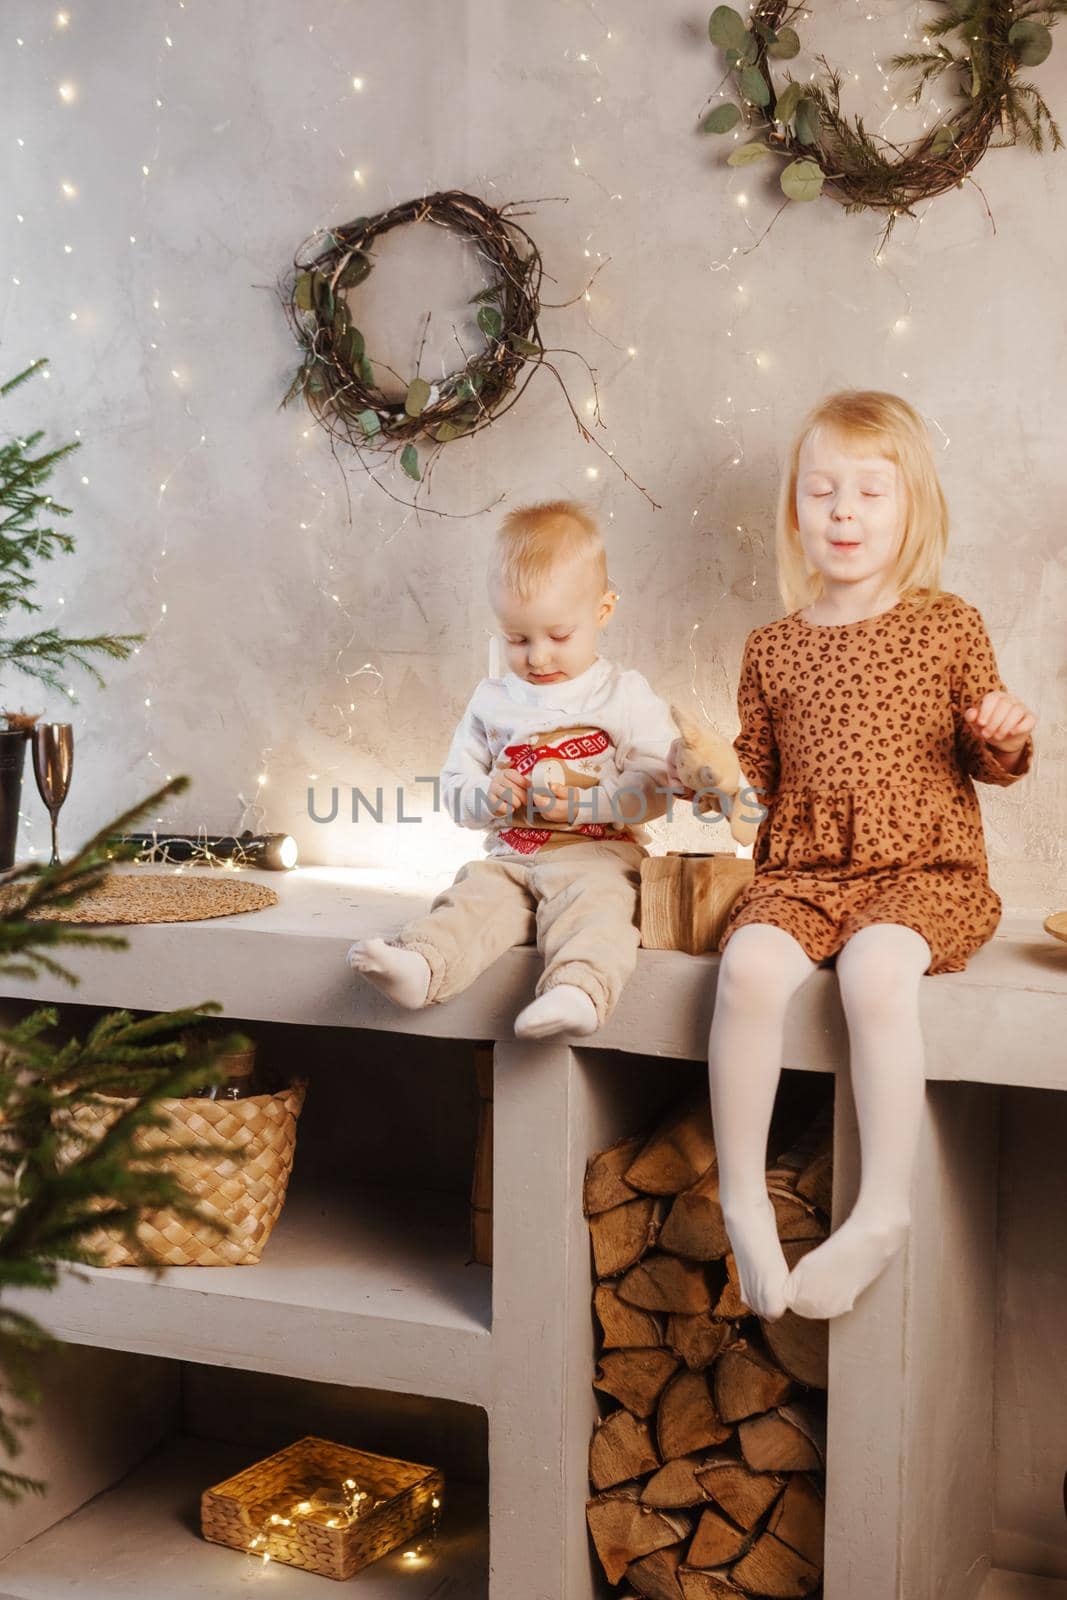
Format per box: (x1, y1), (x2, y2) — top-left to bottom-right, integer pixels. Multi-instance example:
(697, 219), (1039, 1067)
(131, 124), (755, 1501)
(532, 782), (581, 824)
(962, 691), (1037, 755)
(666, 737), (696, 800)
(488, 765), (530, 817)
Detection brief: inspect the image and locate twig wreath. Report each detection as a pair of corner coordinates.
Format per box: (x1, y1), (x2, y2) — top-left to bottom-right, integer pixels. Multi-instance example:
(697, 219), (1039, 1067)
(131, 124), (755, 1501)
(700, 1), (1066, 243)
(280, 189), (656, 508)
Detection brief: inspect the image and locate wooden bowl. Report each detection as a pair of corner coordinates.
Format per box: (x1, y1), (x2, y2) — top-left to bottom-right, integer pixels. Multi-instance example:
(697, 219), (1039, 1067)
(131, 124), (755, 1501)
(1043, 912), (1067, 945)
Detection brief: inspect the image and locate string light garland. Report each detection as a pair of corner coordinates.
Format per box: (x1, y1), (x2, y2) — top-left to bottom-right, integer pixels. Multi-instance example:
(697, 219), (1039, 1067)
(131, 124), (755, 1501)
(700, 1), (1067, 243)
(243, 1473), (444, 1569)
(280, 189), (658, 507)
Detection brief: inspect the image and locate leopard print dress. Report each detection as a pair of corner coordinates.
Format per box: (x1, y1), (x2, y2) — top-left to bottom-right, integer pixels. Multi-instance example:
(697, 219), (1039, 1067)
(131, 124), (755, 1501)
(716, 589), (1034, 976)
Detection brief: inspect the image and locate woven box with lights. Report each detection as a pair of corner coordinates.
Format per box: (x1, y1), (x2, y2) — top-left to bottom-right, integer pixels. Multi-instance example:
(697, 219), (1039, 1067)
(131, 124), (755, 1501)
(201, 1436), (445, 1581)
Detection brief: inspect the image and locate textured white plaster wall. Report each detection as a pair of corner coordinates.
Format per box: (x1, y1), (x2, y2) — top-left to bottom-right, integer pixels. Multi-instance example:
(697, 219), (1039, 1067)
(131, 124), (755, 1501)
(1, 0), (1063, 914)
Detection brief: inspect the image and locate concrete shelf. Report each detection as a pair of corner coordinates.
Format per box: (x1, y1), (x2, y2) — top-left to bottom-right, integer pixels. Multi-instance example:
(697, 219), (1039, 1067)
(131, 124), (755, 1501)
(1, 864), (1063, 1087)
(6, 1184), (492, 1408)
(0, 863), (1064, 1598)
(0, 1437), (489, 1600)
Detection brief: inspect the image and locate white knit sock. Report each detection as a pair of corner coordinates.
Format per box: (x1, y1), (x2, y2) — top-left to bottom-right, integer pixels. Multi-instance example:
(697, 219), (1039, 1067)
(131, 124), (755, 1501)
(347, 938), (431, 1009)
(708, 924), (819, 1321)
(787, 924), (929, 1320)
(514, 984), (599, 1040)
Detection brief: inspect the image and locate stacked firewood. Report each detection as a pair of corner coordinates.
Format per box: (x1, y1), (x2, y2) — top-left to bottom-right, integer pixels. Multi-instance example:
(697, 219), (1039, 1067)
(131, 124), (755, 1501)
(584, 1094), (833, 1599)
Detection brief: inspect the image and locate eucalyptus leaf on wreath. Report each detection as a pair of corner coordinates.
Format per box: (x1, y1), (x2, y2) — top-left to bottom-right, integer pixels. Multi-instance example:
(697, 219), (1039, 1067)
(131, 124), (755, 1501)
(405, 377), (431, 418)
(794, 97), (820, 146)
(702, 102), (742, 134)
(400, 443), (421, 481)
(1009, 19), (1053, 66)
(477, 304), (503, 339)
(766, 26), (800, 59)
(740, 65), (771, 108)
(780, 158), (825, 201)
(774, 80), (803, 125)
(708, 5), (748, 52)
(727, 141), (774, 166)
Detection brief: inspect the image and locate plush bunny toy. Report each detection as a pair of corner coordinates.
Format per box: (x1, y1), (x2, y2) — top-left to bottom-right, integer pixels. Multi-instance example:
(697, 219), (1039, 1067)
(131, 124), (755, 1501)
(669, 704), (763, 848)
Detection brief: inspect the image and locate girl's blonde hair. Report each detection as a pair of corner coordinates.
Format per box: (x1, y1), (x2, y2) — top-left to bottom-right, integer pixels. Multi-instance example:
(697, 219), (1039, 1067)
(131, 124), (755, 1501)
(489, 500), (609, 599)
(776, 390), (948, 618)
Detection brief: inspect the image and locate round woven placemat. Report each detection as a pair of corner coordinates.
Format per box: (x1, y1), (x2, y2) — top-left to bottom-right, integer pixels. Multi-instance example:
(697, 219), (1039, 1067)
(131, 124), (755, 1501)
(2, 872), (278, 926)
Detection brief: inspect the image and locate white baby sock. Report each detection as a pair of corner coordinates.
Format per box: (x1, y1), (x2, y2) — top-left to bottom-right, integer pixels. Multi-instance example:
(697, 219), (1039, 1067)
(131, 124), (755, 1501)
(347, 938), (431, 1010)
(514, 984), (599, 1041)
(786, 923), (929, 1320)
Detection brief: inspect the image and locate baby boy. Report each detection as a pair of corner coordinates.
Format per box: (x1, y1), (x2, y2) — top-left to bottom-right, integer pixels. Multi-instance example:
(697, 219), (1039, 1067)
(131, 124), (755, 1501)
(347, 499), (677, 1040)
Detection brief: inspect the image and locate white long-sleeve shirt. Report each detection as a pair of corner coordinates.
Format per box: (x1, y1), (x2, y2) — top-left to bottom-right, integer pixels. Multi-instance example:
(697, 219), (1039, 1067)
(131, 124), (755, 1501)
(440, 656), (677, 858)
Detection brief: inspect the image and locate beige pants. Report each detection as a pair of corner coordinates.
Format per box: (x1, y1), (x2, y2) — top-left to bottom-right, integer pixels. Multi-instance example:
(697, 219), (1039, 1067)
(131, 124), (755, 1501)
(392, 839), (645, 1023)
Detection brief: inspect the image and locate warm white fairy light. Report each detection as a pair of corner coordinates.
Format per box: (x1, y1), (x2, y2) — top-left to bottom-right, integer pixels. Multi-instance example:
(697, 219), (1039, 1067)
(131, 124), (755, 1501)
(57, 82), (76, 104)
(64, 242), (72, 252)
(60, 180), (76, 197)
(352, 75), (364, 90)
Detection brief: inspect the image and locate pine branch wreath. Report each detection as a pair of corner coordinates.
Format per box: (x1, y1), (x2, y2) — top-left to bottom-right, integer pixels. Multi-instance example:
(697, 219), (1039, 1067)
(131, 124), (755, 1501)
(700, 1), (1066, 241)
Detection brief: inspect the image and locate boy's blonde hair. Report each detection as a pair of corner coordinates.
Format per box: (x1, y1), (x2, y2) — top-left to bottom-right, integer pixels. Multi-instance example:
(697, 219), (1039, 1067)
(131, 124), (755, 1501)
(776, 390), (948, 618)
(489, 500), (609, 599)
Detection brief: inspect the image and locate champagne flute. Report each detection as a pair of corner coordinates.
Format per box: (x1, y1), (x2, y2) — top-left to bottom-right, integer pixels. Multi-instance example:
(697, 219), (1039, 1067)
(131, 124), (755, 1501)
(32, 723), (74, 867)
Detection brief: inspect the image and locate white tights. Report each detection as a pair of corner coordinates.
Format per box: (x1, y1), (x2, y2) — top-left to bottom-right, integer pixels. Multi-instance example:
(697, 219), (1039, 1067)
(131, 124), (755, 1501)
(708, 920), (931, 1321)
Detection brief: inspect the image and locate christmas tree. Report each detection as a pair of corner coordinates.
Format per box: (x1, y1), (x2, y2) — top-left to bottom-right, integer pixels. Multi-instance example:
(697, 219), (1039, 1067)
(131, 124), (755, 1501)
(1, 358), (141, 704)
(0, 775), (234, 1501)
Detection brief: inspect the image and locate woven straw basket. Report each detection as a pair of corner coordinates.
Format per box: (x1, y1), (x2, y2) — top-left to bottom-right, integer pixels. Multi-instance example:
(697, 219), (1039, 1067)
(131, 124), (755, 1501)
(201, 1435), (445, 1580)
(54, 1084), (305, 1267)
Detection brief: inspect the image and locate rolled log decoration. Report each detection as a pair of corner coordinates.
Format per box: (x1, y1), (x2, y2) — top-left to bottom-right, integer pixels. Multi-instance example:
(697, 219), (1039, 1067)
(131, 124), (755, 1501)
(657, 1369), (733, 1460)
(596, 1283), (666, 1350)
(590, 1195), (664, 1277)
(585, 1134), (645, 1216)
(590, 1409), (661, 1492)
(585, 1488), (692, 1585)
(678, 1570), (745, 1599)
(696, 1460), (783, 1529)
(625, 1097), (718, 1196)
(585, 1093), (834, 1596)
(658, 1168), (730, 1261)
(627, 1543), (688, 1600)
(714, 1340), (795, 1424)
(667, 1312), (734, 1372)
(729, 1529), (821, 1597)
(595, 1349), (682, 1418)
(642, 1455), (719, 1510)
(765, 1474), (824, 1569)
(620, 1254), (715, 1315)
(688, 1506), (751, 1568)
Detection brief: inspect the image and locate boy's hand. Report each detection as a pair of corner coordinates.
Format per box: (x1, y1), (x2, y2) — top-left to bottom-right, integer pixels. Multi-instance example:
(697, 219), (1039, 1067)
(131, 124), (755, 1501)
(532, 782), (583, 824)
(962, 691), (1037, 756)
(488, 766), (530, 817)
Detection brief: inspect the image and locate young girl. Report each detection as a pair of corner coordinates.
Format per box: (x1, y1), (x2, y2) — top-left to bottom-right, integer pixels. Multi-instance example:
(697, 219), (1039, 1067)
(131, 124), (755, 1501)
(691, 391), (1037, 1324)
